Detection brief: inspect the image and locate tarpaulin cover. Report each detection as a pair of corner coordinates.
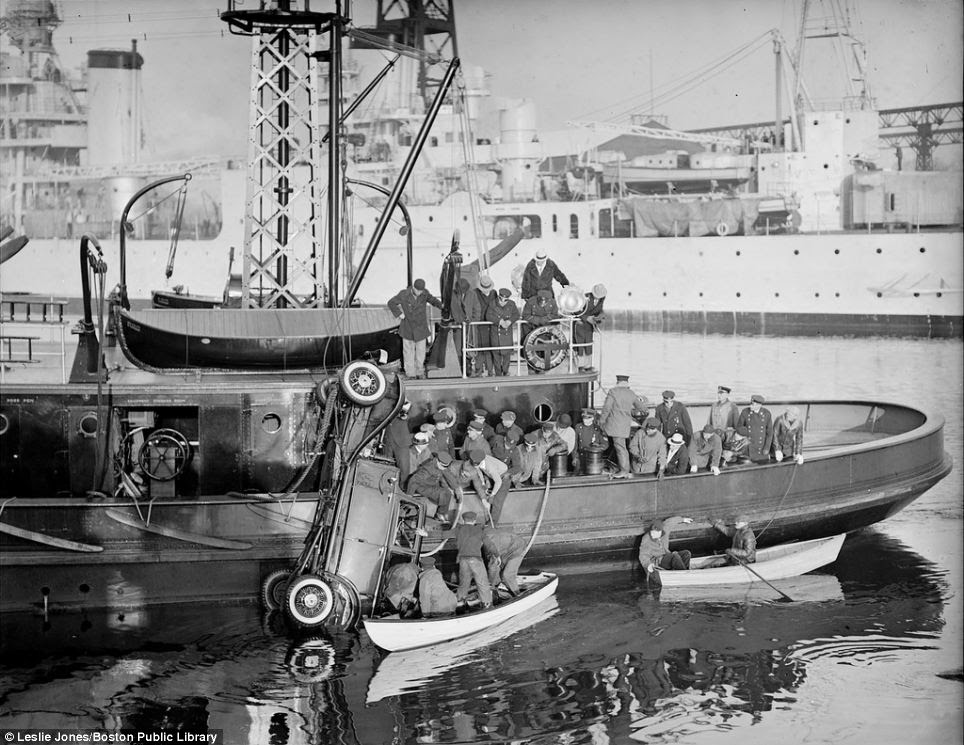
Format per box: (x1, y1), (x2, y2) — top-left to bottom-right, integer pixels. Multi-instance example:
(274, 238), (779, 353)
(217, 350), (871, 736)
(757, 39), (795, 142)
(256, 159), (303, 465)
(618, 196), (765, 237)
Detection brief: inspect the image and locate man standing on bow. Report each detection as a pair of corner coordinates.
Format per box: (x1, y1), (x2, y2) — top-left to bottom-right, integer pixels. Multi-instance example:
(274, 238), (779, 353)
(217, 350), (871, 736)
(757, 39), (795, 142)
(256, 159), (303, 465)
(521, 248), (569, 301)
(599, 374), (650, 479)
(387, 278), (442, 379)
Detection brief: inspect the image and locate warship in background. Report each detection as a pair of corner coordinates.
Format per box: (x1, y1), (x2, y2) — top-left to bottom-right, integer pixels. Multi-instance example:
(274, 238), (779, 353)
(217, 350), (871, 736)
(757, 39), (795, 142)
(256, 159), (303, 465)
(0, 0), (961, 335)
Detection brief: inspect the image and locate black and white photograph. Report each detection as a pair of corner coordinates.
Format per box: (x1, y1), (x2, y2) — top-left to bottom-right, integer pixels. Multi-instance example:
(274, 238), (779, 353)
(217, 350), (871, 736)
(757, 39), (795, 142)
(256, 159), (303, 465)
(1, 0), (961, 743)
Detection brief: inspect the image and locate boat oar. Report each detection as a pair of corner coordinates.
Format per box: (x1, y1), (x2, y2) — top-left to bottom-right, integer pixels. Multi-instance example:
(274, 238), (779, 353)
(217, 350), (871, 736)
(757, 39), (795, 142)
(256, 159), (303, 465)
(730, 552), (794, 602)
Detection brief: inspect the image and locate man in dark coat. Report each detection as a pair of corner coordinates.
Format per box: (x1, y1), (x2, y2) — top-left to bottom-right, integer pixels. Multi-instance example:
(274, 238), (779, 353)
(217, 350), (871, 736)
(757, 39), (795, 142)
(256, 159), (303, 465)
(485, 288), (520, 376)
(654, 390), (694, 446)
(573, 283), (606, 372)
(521, 248), (569, 301)
(572, 408), (609, 473)
(384, 400), (414, 487)
(663, 433), (690, 476)
(452, 277), (483, 376)
(521, 289), (559, 338)
(474, 275), (498, 376)
(599, 375), (650, 478)
(406, 451), (460, 520)
(387, 278), (442, 379)
(737, 394), (774, 463)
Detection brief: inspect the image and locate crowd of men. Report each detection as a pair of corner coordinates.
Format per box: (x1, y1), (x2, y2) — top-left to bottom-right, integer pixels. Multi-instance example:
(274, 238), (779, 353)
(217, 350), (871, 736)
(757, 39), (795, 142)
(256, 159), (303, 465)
(377, 379), (806, 613)
(388, 250), (606, 377)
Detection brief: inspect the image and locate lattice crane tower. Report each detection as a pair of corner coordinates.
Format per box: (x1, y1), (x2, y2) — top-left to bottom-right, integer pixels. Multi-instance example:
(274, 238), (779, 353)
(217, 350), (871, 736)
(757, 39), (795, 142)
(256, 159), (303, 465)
(221, 1), (342, 308)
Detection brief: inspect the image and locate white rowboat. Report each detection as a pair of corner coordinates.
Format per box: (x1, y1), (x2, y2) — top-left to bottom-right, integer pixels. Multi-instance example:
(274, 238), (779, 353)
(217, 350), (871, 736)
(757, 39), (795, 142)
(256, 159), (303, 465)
(656, 534), (846, 587)
(363, 572), (558, 651)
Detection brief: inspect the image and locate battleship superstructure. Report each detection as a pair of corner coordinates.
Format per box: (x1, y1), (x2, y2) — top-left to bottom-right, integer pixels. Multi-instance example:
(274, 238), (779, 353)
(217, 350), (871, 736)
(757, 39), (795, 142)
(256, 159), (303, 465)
(1, 0), (961, 336)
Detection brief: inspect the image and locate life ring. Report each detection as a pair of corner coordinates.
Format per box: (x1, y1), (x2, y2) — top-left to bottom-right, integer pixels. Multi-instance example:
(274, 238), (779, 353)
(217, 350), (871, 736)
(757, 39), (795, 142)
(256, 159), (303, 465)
(523, 325), (569, 372)
(339, 360), (387, 406)
(715, 222), (730, 236)
(137, 428), (191, 481)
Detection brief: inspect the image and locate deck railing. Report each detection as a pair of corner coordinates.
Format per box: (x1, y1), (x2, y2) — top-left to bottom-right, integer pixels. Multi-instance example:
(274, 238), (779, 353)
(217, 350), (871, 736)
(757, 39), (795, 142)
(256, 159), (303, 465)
(455, 316), (600, 378)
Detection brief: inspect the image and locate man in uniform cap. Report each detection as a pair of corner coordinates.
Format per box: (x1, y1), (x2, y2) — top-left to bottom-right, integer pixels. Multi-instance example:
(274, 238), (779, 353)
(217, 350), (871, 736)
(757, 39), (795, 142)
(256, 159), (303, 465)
(417, 555), (457, 617)
(708, 385), (740, 433)
(654, 390), (694, 447)
(485, 287), (520, 376)
(508, 430), (547, 486)
(690, 423), (724, 475)
(599, 374), (650, 478)
(406, 450), (459, 520)
(572, 408), (608, 473)
(463, 419), (492, 457)
(737, 394), (773, 463)
(637, 516), (695, 586)
(521, 248), (569, 301)
(447, 510), (492, 608)
(521, 289), (560, 356)
(491, 411), (523, 464)
(472, 408), (496, 440)
(430, 406), (456, 459)
(387, 277), (442, 379)
(573, 283), (607, 372)
(629, 417), (667, 476)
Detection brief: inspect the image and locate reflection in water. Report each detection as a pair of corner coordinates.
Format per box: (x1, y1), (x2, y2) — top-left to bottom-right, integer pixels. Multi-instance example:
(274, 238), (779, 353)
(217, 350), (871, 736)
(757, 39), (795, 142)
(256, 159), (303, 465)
(0, 528), (950, 744)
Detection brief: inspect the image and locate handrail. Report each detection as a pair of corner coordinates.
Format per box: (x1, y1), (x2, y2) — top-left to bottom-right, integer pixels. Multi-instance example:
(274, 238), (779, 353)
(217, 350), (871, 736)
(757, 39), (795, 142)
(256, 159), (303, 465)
(457, 316), (597, 378)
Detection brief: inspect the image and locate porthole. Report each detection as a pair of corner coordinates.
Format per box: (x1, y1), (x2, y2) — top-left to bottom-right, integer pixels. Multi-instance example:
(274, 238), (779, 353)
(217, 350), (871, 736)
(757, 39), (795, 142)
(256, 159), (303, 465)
(834, 249), (840, 255)
(533, 402), (554, 424)
(261, 413), (283, 434)
(736, 251), (741, 256)
(913, 292), (920, 297)
(736, 292), (741, 298)
(920, 247), (926, 253)
(0, 413), (8, 435)
(876, 292), (883, 298)
(78, 412), (98, 438)
(876, 248), (882, 254)
(793, 250), (799, 255)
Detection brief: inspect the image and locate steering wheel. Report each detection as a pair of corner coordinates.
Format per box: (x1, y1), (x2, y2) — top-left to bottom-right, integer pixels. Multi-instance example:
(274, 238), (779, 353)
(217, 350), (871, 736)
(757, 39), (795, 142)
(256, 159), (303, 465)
(137, 428), (191, 481)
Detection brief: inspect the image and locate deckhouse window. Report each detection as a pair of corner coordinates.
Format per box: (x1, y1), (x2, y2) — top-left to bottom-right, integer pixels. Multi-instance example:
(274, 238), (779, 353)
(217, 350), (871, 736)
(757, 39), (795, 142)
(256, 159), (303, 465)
(569, 214), (579, 239)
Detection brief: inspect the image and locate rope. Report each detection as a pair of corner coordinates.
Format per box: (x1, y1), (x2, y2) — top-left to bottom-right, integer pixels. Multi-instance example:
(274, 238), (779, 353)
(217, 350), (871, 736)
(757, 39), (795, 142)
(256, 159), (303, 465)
(522, 472), (553, 557)
(754, 461), (799, 540)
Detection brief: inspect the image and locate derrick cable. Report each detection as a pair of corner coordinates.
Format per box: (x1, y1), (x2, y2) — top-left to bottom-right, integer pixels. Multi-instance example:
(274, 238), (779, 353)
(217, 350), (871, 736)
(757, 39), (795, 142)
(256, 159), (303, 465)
(455, 74), (489, 269)
(576, 31), (773, 125)
(605, 35), (773, 124)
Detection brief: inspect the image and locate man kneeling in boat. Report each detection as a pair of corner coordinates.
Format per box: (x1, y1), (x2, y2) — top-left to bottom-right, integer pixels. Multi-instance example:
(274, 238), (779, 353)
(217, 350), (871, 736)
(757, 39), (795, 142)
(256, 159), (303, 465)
(704, 515), (757, 568)
(417, 555), (458, 617)
(638, 517), (694, 586)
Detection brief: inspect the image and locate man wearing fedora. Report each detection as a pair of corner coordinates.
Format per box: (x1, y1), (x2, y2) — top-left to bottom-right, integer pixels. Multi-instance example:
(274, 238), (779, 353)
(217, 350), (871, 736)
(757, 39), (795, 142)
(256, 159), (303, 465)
(599, 374), (650, 478)
(663, 432), (691, 476)
(387, 278), (442, 379)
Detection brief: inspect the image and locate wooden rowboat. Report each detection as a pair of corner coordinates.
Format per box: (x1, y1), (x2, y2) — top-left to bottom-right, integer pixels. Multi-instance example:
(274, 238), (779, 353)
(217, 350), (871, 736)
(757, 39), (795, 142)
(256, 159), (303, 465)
(655, 534), (846, 587)
(363, 572), (558, 651)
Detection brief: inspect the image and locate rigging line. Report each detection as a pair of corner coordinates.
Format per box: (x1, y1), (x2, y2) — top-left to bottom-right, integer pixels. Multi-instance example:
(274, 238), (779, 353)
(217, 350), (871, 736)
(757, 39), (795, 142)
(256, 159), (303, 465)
(455, 76), (489, 269)
(606, 37), (772, 123)
(575, 31), (773, 123)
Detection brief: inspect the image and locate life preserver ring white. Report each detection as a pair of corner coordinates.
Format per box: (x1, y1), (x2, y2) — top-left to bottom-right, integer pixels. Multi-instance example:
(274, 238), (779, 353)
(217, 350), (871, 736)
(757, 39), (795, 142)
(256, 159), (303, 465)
(716, 222), (730, 236)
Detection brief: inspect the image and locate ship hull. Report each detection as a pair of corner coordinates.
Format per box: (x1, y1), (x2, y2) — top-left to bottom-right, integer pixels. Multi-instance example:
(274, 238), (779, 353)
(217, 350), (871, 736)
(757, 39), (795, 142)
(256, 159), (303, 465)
(0, 372), (951, 612)
(4, 222), (961, 337)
